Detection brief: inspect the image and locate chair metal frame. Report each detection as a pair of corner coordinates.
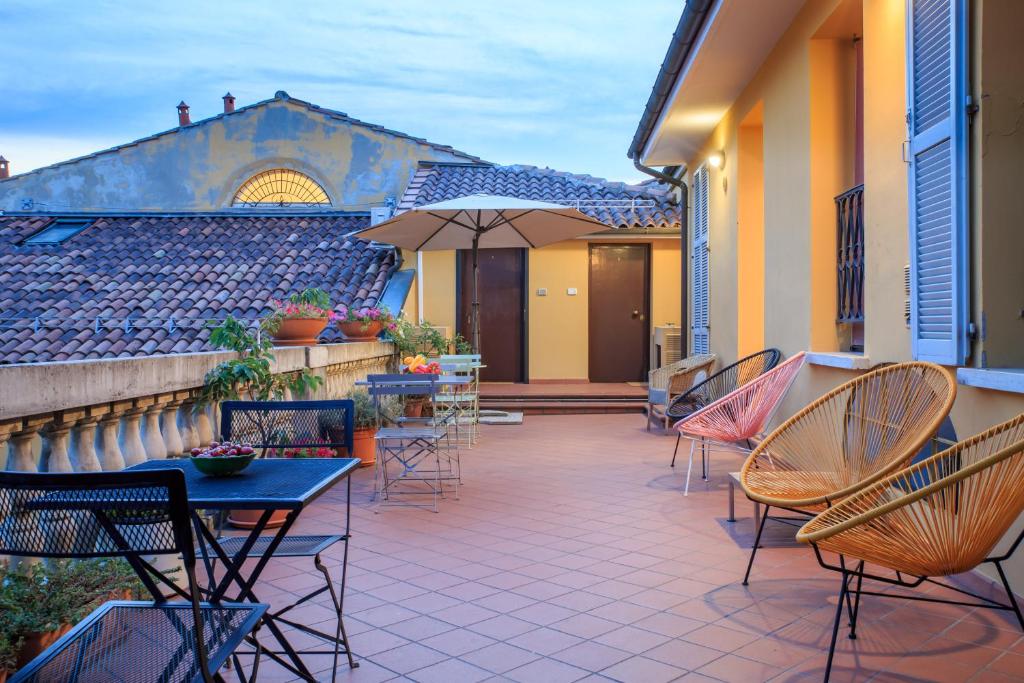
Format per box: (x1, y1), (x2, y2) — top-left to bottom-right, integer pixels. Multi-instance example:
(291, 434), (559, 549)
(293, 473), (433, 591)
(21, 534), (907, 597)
(795, 414), (1024, 682)
(219, 399), (359, 678)
(674, 352), (806, 496)
(739, 361), (956, 585)
(668, 348), (782, 466)
(2, 469), (265, 683)
(368, 373), (454, 512)
(435, 354), (482, 447)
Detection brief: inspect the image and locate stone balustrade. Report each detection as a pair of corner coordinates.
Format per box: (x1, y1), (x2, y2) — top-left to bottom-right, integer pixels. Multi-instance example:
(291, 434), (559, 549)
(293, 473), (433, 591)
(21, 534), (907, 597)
(0, 341), (394, 473)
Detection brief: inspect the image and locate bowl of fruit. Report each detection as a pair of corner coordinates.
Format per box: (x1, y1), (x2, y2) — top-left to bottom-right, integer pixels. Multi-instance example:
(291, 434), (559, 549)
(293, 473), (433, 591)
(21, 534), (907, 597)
(190, 441), (257, 477)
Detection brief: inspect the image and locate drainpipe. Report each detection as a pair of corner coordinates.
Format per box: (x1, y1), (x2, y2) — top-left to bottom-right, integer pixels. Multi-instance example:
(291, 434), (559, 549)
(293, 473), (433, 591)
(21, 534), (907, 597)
(632, 157), (690, 357)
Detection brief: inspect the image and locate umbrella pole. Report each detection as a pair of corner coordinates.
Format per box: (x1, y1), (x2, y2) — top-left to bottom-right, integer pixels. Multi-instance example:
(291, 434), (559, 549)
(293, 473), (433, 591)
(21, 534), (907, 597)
(471, 234), (481, 354)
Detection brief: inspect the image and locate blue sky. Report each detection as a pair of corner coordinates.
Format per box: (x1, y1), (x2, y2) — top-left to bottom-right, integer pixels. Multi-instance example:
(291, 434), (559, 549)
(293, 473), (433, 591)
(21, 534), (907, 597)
(0, 1), (681, 183)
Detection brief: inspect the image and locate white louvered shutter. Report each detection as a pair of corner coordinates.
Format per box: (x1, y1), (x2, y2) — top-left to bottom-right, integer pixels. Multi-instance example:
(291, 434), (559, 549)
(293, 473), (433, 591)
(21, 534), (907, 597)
(691, 166), (710, 355)
(907, 0), (969, 364)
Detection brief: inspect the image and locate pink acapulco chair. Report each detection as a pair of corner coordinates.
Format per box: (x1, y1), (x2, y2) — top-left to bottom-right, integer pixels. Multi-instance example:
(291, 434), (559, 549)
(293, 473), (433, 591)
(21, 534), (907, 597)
(674, 352), (806, 496)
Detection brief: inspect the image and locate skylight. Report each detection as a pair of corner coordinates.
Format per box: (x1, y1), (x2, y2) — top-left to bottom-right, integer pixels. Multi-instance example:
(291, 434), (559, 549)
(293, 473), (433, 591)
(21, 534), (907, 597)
(22, 219), (93, 245)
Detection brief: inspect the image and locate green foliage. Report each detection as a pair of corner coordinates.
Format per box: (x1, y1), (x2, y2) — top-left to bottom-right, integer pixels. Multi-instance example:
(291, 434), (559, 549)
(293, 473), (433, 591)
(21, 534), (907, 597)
(289, 287), (331, 309)
(0, 558), (146, 670)
(389, 318), (471, 357)
(200, 315), (324, 406)
(345, 388), (379, 430)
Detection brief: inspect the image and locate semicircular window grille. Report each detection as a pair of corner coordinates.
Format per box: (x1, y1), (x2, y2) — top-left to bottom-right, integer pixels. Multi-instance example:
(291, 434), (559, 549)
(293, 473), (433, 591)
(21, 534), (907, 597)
(232, 169), (331, 207)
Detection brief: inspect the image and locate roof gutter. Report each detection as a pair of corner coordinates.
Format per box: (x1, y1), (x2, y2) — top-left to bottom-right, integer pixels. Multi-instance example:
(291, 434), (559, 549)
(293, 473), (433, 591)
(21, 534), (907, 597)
(627, 0), (715, 166)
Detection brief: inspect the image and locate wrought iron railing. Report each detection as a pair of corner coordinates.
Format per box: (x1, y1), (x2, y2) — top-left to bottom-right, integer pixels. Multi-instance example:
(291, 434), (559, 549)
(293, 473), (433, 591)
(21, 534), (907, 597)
(835, 184), (864, 323)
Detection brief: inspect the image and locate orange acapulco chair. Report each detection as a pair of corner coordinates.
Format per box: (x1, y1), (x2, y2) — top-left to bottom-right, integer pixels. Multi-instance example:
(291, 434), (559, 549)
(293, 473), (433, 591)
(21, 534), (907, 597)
(796, 414), (1024, 683)
(674, 352), (806, 497)
(739, 362), (956, 585)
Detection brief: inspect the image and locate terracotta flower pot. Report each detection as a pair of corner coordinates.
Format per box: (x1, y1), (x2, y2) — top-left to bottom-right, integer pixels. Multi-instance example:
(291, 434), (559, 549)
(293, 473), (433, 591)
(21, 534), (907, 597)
(337, 320), (383, 341)
(403, 397), (425, 418)
(272, 317), (328, 346)
(17, 624), (72, 669)
(351, 427), (377, 467)
(228, 508), (290, 529)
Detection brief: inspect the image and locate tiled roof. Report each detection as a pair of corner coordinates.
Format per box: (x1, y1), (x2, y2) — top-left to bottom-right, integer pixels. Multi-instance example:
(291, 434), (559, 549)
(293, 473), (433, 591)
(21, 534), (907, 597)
(0, 214), (399, 364)
(397, 162), (680, 230)
(0, 91), (483, 183)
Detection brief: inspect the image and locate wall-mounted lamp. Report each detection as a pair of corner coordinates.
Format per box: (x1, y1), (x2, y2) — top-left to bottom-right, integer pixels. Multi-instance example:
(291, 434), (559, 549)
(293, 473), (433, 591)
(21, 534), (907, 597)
(707, 151), (725, 169)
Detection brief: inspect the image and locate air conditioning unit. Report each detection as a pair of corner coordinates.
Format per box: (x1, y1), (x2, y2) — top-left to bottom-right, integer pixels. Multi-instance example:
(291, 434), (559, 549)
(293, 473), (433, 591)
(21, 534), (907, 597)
(651, 325), (682, 370)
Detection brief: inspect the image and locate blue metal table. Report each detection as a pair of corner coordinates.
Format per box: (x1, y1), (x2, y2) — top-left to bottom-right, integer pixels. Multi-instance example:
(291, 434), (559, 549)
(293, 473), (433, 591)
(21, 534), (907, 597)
(128, 457), (360, 681)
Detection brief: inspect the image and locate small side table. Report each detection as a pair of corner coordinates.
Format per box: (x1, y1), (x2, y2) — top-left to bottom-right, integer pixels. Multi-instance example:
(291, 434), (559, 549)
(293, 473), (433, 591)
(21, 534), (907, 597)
(727, 471), (762, 529)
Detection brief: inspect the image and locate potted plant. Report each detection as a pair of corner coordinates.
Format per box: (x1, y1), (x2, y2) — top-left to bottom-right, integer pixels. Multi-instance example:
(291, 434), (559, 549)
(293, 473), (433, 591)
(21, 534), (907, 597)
(0, 628), (18, 683)
(345, 389), (383, 467)
(399, 355), (442, 417)
(336, 305), (395, 342)
(200, 315), (324, 528)
(264, 288), (335, 346)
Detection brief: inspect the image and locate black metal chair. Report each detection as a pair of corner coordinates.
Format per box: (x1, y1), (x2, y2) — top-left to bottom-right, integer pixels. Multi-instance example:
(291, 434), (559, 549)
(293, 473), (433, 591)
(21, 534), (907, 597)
(219, 399), (359, 676)
(668, 348), (782, 468)
(3, 469), (265, 683)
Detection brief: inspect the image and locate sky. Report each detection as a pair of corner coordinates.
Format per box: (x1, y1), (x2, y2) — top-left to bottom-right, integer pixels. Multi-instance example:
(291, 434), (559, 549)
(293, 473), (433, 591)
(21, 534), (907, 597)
(0, 0), (681, 183)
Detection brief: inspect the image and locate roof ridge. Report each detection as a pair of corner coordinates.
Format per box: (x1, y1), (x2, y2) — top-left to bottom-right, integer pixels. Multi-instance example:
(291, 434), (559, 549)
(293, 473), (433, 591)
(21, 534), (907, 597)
(1, 91), (484, 182)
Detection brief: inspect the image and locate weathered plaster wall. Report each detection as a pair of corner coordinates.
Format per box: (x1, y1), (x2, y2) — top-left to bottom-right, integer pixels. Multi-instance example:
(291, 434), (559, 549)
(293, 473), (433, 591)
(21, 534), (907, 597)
(0, 96), (472, 212)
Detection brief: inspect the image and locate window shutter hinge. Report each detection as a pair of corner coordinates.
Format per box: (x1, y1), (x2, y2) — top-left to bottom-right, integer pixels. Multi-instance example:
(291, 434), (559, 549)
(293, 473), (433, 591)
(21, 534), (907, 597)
(967, 321), (978, 340)
(966, 95), (979, 117)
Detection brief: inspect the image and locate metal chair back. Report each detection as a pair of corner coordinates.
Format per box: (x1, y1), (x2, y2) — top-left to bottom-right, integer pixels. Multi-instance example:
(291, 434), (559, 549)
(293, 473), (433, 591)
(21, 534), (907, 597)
(221, 399), (355, 455)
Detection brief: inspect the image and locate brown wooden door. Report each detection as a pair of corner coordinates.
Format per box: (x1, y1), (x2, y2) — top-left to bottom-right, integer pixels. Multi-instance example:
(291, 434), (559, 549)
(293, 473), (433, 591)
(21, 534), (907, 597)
(458, 248), (525, 382)
(589, 244), (650, 382)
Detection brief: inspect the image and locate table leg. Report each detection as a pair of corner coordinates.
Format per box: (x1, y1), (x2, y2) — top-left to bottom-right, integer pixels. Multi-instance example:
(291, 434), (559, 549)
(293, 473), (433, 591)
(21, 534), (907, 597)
(193, 510), (318, 682)
(728, 479), (736, 522)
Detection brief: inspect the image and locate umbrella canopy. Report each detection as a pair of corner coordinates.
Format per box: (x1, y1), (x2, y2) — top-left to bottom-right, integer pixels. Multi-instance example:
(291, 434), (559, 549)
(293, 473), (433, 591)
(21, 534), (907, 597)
(355, 194), (611, 353)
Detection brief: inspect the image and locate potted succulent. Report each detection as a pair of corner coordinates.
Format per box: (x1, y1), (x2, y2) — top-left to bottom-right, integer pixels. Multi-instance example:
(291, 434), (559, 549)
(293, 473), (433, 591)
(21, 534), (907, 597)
(264, 288), (335, 346)
(336, 305), (396, 342)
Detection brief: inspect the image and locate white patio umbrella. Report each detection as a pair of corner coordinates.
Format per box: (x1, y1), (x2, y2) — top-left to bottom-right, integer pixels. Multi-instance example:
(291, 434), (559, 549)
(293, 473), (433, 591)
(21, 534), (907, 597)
(355, 194), (610, 353)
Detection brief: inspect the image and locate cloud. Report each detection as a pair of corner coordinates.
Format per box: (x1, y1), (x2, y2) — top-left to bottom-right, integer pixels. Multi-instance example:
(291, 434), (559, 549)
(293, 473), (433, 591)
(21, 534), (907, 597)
(0, 0), (681, 181)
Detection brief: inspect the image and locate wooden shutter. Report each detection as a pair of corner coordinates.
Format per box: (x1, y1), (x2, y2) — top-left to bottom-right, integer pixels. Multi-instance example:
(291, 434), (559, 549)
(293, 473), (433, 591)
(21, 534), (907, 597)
(691, 166), (710, 355)
(907, 0), (969, 364)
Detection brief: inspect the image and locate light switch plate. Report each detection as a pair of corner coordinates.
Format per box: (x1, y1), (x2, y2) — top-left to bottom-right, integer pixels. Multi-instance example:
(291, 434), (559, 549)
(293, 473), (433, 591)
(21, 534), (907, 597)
(567, 288), (578, 296)
(536, 288), (547, 296)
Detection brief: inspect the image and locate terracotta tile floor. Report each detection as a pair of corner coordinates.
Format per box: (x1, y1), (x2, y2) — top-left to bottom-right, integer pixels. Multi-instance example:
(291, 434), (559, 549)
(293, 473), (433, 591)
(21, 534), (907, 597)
(237, 415), (1024, 682)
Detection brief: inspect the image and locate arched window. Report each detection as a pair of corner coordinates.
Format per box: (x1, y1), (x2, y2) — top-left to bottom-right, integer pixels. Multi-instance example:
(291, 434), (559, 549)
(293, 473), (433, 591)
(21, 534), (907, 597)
(232, 169), (330, 207)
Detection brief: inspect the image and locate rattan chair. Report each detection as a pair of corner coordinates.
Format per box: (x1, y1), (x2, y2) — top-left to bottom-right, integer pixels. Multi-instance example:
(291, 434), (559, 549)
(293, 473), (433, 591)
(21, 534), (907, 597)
(2, 469), (265, 683)
(675, 352), (806, 496)
(647, 354), (716, 431)
(739, 362), (956, 584)
(668, 348), (782, 467)
(795, 414), (1024, 682)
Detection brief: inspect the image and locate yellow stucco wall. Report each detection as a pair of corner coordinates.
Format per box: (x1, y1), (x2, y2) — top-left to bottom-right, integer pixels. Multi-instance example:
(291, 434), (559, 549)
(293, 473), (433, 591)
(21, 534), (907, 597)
(0, 96), (474, 212)
(414, 238), (681, 381)
(678, 0), (1024, 588)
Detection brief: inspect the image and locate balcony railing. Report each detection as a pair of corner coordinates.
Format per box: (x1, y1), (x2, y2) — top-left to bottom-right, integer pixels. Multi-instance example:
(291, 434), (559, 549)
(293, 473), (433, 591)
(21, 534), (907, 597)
(836, 184), (865, 323)
(0, 341), (394, 475)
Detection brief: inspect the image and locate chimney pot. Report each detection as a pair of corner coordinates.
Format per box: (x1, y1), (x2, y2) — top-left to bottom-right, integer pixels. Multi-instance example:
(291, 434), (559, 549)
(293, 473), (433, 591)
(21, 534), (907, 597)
(177, 101), (191, 126)
(222, 92), (236, 114)
(0, 156), (8, 180)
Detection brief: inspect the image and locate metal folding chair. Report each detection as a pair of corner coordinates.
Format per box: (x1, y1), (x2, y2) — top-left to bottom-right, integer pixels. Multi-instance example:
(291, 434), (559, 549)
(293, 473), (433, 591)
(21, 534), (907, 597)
(436, 354), (482, 447)
(368, 373), (454, 512)
(3, 469), (266, 683)
(218, 400), (359, 678)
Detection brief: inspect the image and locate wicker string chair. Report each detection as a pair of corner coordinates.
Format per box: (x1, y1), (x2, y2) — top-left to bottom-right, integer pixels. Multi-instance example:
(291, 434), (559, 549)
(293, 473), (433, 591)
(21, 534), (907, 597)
(674, 352), (806, 496)
(738, 362), (956, 584)
(668, 348), (782, 467)
(647, 354), (716, 431)
(795, 414), (1024, 682)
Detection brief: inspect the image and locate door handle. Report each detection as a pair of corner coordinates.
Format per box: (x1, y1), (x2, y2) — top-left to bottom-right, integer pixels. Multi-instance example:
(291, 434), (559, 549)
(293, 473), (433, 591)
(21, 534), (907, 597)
(632, 310), (639, 317)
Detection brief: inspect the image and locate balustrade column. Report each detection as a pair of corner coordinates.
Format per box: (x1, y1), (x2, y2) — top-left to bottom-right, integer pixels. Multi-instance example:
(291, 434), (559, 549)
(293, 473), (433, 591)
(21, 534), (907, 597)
(179, 398), (201, 453)
(0, 420), (22, 471)
(41, 411), (82, 473)
(121, 399), (150, 465)
(143, 397), (168, 460)
(98, 403), (128, 471)
(71, 415), (102, 472)
(161, 392), (189, 457)
(8, 418), (46, 471)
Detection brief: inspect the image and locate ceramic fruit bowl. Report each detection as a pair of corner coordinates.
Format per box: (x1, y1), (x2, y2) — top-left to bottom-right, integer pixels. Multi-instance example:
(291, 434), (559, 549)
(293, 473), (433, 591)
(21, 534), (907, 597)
(190, 441), (256, 477)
